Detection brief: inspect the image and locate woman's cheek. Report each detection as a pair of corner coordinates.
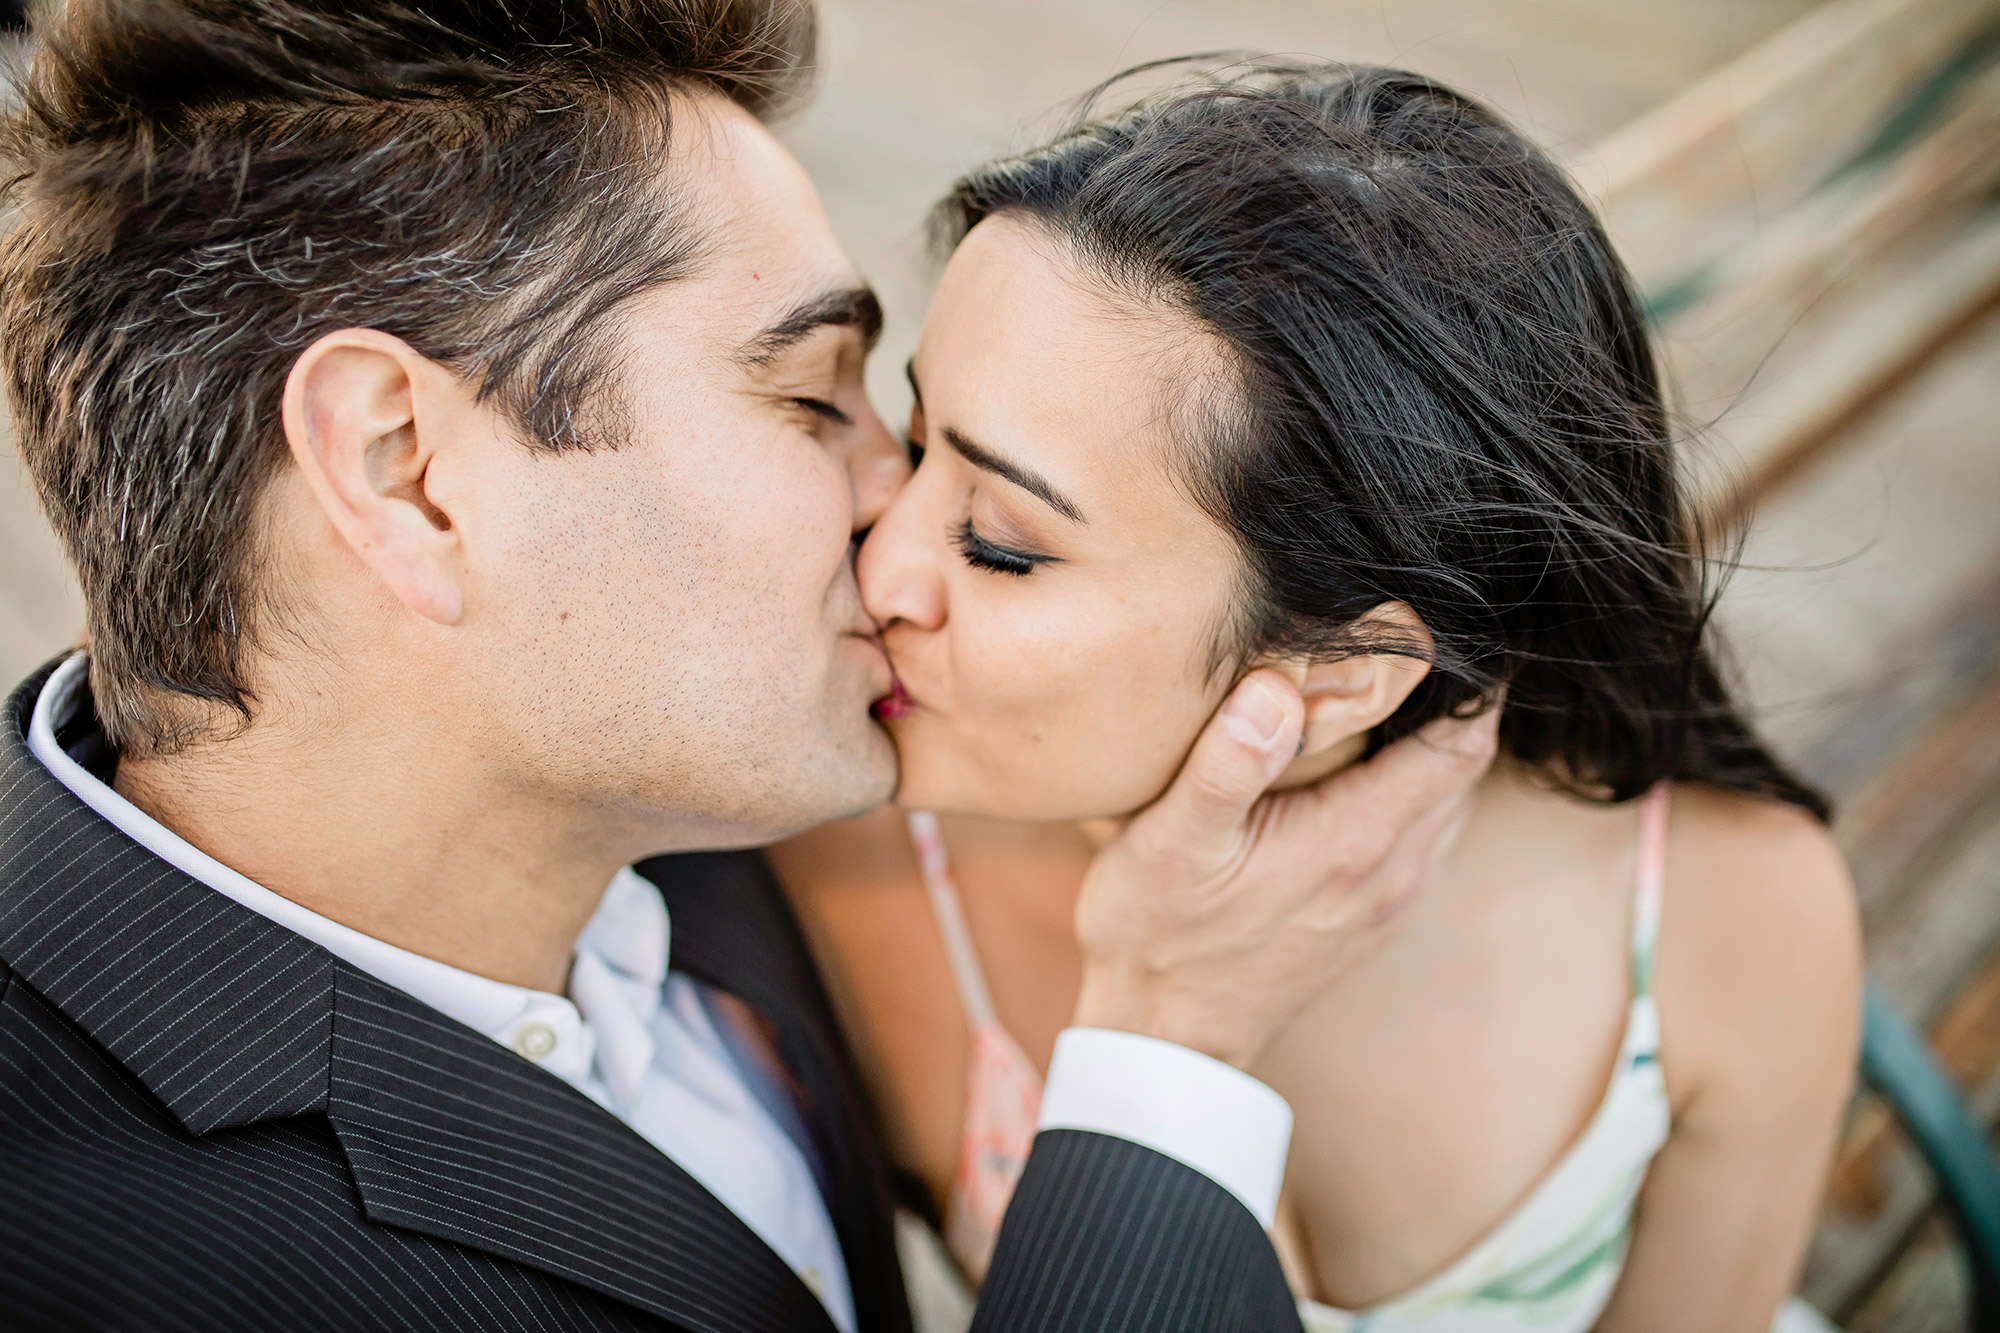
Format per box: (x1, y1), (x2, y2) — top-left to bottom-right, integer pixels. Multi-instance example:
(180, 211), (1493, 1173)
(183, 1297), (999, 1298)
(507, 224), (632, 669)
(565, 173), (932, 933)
(966, 644), (1091, 789)
(1113, 660), (1232, 808)
(1069, 674), (1193, 815)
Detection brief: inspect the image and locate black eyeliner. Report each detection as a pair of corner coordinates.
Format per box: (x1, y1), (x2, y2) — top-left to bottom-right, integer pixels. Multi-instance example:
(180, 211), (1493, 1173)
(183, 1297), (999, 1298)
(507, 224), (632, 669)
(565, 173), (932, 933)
(952, 518), (1056, 577)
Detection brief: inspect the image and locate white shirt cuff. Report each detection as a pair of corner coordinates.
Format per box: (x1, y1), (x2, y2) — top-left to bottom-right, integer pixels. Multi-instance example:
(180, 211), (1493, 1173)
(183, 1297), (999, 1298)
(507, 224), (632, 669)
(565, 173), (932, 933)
(1037, 1027), (1293, 1228)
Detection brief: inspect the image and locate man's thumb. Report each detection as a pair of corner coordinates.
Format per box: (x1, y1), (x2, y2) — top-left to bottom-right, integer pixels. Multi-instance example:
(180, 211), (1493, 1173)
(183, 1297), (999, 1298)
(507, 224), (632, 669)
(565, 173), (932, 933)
(1140, 670), (1304, 857)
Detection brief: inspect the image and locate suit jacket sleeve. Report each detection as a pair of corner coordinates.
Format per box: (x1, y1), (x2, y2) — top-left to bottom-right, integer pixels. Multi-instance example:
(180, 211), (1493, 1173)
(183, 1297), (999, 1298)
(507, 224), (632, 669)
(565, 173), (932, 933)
(970, 1128), (1305, 1332)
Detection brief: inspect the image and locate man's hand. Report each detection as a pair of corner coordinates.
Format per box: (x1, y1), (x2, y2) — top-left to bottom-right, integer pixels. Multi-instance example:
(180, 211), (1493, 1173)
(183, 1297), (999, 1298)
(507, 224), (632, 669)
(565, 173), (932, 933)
(1073, 669), (1500, 1070)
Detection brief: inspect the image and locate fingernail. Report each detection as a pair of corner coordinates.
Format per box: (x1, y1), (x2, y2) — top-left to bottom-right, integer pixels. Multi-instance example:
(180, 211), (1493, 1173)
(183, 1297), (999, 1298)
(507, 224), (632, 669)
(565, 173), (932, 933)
(1222, 678), (1288, 749)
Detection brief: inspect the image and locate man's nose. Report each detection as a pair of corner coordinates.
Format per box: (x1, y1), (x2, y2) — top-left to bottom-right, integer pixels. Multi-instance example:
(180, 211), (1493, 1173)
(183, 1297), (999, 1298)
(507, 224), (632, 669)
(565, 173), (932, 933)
(847, 413), (911, 534)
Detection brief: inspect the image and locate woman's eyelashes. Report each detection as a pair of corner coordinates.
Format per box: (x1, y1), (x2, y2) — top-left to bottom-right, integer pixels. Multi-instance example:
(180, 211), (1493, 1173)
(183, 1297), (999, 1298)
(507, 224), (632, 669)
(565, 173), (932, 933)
(951, 518), (1056, 577)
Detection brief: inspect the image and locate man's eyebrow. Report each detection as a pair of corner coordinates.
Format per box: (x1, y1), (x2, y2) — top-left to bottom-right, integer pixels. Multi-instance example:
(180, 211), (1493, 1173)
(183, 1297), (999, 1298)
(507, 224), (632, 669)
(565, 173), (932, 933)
(738, 285), (883, 365)
(942, 426), (1085, 524)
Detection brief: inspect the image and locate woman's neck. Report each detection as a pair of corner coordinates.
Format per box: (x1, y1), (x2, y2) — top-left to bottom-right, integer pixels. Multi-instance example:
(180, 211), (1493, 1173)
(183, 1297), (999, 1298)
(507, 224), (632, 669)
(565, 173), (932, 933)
(932, 811), (1100, 930)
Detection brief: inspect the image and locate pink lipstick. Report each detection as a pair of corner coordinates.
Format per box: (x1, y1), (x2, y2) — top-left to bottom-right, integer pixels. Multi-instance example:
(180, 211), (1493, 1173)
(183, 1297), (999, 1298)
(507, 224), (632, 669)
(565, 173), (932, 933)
(871, 675), (915, 722)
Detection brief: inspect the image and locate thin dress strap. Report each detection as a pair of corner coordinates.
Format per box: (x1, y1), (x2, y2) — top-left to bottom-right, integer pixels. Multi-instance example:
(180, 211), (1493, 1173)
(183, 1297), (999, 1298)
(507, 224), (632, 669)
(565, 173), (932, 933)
(1631, 784), (1670, 999)
(905, 809), (1046, 1284)
(907, 810), (1000, 1031)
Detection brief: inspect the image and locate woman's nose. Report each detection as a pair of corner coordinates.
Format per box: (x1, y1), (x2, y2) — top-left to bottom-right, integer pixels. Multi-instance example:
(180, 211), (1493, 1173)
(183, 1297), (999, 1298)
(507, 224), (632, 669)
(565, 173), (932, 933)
(857, 480), (948, 633)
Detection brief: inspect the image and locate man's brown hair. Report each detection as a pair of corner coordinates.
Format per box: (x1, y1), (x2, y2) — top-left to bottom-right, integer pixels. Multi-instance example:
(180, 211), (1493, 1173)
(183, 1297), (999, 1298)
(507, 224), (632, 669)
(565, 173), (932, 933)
(1, 0), (816, 752)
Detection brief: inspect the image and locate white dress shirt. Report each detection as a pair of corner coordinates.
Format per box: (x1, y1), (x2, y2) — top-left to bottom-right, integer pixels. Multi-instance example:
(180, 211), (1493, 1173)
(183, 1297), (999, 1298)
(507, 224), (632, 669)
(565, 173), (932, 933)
(29, 651), (1293, 1316)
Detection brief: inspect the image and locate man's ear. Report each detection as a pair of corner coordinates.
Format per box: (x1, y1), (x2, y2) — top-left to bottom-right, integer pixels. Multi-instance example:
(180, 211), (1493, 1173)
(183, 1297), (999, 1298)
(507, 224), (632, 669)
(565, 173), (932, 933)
(282, 328), (466, 626)
(1269, 602), (1434, 790)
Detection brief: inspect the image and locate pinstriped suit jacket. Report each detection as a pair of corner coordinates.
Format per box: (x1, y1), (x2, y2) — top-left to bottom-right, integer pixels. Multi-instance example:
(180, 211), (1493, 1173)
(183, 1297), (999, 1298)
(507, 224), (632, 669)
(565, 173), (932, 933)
(0, 660), (1301, 1332)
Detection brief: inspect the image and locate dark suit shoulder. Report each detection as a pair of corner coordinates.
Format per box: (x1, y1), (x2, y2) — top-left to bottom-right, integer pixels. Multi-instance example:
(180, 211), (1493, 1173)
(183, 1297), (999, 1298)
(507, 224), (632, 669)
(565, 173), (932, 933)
(0, 972), (667, 1333)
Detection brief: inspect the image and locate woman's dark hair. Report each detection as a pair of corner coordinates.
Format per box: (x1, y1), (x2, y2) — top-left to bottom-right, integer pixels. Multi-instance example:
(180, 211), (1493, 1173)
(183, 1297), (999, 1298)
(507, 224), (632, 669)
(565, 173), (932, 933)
(935, 60), (1828, 819)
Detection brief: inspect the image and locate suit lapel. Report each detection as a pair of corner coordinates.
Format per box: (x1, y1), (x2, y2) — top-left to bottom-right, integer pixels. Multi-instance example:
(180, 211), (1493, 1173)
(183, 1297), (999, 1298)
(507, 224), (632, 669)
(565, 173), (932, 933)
(326, 965), (835, 1333)
(639, 852), (914, 1333)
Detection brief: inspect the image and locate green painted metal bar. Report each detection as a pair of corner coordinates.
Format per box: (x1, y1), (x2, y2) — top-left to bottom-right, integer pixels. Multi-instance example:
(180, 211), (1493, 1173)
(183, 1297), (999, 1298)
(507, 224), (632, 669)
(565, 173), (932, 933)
(1861, 982), (2000, 1331)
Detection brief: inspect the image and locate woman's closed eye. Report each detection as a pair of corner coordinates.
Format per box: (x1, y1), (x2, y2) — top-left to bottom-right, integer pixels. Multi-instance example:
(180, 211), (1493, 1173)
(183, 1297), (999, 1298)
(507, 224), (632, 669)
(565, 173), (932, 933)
(952, 518), (1057, 577)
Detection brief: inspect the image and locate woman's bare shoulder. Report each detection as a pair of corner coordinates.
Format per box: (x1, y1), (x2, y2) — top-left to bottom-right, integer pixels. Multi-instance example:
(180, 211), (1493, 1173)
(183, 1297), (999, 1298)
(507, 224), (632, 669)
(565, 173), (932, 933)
(1654, 783), (1862, 1118)
(1665, 783), (1852, 916)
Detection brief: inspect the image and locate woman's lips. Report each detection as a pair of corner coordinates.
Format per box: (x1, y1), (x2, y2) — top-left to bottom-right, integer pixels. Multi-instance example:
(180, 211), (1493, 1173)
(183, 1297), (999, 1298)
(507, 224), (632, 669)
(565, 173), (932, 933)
(871, 673), (915, 722)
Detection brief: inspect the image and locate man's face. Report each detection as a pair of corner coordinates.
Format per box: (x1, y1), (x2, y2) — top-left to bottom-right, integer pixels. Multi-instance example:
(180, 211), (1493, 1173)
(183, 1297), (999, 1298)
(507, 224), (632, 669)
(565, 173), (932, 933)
(455, 95), (906, 850)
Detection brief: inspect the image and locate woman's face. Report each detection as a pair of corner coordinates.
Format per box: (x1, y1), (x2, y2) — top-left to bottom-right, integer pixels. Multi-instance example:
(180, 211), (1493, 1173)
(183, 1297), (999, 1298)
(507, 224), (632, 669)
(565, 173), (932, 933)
(858, 216), (1247, 820)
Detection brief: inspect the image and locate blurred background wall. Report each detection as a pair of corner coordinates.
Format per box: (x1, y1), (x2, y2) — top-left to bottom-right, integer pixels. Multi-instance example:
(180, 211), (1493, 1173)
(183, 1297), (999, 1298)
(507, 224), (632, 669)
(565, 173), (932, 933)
(1, 1), (1997, 1324)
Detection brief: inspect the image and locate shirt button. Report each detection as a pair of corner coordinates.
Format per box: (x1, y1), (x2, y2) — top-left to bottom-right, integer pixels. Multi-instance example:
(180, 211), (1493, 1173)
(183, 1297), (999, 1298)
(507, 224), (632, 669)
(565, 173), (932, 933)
(513, 1022), (558, 1060)
(802, 1266), (823, 1297)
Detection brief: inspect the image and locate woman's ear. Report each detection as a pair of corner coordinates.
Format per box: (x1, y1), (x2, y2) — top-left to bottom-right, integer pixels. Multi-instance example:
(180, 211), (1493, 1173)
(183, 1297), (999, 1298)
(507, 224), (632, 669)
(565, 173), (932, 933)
(281, 328), (467, 627)
(1269, 602), (1434, 790)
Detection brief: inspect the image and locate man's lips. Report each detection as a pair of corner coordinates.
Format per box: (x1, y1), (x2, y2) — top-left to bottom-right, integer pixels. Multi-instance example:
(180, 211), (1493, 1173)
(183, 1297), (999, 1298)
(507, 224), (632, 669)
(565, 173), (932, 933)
(871, 671), (915, 722)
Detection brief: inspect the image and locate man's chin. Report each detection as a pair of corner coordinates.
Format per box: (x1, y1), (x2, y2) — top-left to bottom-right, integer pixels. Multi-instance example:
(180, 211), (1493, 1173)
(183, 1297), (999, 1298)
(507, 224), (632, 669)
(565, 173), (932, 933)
(765, 716), (899, 840)
(838, 722), (901, 818)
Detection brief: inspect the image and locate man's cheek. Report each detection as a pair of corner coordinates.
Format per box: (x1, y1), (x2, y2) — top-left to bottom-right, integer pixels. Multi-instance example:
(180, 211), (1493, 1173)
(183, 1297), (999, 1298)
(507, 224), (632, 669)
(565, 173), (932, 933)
(779, 446), (862, 551)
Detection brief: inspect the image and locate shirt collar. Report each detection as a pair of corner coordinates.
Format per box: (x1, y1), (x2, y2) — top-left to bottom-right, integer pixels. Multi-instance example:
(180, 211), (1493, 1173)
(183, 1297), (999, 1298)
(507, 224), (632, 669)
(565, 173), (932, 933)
(26, 652), (669, 1097)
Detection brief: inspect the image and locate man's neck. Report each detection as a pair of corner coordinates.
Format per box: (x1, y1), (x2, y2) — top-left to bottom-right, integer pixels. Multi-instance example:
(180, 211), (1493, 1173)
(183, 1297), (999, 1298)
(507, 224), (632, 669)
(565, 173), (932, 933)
(112, 703), (629, 994)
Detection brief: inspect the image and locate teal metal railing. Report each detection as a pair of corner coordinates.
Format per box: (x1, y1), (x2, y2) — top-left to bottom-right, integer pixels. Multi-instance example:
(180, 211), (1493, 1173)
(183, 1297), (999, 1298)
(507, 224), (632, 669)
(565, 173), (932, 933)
(1860, 982), (2000, 1330)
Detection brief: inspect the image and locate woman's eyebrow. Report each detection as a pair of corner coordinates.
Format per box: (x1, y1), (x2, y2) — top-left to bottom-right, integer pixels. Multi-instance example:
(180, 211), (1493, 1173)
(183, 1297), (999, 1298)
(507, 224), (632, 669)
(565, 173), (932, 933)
(908, 360), (1085, 523)
(942, 426), (1085, 523)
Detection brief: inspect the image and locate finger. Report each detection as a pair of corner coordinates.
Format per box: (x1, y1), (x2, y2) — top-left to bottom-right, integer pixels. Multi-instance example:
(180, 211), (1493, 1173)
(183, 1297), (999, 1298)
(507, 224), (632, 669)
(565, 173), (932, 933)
(1131, 669), (1305, 865)
(1286, 703), (1500, 850)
